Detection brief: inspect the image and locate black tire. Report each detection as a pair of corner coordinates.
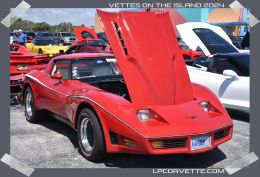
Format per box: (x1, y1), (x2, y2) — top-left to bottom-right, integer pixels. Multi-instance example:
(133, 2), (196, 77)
(38, 48), (43, 54)
(77, 108), (106, 161)
(24, 87), (40, 123)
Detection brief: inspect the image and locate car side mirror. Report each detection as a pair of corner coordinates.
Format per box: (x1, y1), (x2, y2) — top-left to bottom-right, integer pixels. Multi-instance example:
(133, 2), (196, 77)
(53, 73), (63, 80)
(223, 70), (239, 80)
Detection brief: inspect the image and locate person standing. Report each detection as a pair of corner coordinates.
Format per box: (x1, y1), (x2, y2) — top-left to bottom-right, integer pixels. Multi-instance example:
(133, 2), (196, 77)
(18, 29), (27, 46)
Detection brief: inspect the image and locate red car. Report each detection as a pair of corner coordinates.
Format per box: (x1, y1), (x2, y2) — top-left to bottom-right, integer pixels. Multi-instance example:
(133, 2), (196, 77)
(73, 26), (111, 52)
(10, 44), (50, 102)
(74, 26), (98, 42)
(177, 36), (205, 60)
(23, 11), (233, 161)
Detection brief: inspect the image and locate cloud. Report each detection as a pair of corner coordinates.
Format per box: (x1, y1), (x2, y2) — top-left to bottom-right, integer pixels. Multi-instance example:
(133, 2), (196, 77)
(10, 8), (98, 26)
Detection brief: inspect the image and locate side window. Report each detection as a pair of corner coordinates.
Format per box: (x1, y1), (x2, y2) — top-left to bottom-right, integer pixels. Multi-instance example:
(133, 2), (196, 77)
(51, 60), (70, 80)
(81, 31), (94, 39)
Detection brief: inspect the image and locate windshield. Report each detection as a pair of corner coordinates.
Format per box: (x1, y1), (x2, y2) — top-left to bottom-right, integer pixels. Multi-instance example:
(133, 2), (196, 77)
(81, 31), (94, 39)
(88, 40), (107, 46)
(193, 28), (238, 54)
(26, 32), (35, 37)
(39, 33), (55, 37)
(34, 39), (59, 46)
(98, 33), (107, 38)
(71, 58), (121, 81)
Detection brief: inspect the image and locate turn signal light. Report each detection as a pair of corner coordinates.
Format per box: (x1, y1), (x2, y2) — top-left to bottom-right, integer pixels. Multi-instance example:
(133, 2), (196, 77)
(122, 138), (138, 148)
(150, 141), (164, 149)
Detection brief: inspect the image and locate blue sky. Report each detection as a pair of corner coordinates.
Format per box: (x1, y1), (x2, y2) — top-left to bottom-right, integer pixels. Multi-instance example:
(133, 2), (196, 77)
(10, 8), (124, 26)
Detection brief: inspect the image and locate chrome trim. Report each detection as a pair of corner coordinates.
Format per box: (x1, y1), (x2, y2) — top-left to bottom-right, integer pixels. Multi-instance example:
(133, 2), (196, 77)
(25, 74), (68, 97)
(25, 91), (32, 117)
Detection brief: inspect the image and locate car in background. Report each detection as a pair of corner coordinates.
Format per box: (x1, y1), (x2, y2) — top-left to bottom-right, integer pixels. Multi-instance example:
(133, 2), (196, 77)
(10, 44), (50, 103)
(55, 32), (77, 45)
(61, 42), (112, 55)
(36, 32), (55, 37)
(26, 37), (69, 57)
(53, 41), (112, 58)
(177, 22), (249, 55)
(177, 23), (249, 113)
(85, 39), (109, 50)
(23, 10), (233, 161)
(72, 27), (110, 51)
(25, 32), (36, 43)
(74, 26), (98, 43)
(97, 32), (109, 43)
(36, 32), (62, 42)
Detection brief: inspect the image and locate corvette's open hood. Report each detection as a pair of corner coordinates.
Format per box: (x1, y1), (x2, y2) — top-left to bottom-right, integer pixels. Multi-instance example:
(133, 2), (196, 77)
(97, 10), (193, 106)
(74, 27), (98, 42)
(177, 22), (239, 56)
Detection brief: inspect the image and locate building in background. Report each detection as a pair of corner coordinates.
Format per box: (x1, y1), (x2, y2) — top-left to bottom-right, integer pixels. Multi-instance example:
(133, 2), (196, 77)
(94, 14), (103, 33)
(177, 8), (249, 36)
(208, 8), (249, 36)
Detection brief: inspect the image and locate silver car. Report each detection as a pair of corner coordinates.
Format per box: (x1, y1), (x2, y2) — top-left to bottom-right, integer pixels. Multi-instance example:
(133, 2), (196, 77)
(55, 32), (77, 45)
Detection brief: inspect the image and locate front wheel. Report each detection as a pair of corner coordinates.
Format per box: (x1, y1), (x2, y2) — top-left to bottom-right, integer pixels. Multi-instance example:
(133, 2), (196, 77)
(77, 108), (106, 161)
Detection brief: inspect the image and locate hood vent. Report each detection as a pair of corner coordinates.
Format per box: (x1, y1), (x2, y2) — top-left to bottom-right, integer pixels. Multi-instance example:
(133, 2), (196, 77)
(114, 23), (128, 56)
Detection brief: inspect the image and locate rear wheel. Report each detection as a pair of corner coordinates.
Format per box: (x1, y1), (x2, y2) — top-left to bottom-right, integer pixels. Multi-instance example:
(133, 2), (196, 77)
(77, 108), (106, 161)
(24, 87), (40, 123)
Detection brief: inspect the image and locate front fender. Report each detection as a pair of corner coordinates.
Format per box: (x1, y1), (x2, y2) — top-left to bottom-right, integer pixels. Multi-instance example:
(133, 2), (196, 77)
(192, 83), (227, 113)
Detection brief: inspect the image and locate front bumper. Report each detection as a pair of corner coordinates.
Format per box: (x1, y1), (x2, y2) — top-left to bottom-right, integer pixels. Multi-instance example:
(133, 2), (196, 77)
(106, 125), (233, 155)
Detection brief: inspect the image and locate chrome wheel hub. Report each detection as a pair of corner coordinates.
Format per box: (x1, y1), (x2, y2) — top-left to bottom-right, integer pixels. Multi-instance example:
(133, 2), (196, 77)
(25, 92), (33, 117)
(80, 117), (95, 152)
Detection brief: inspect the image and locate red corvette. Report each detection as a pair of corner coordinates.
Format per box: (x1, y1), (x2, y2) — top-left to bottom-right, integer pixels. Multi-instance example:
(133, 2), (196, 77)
(10, 44), (49, 75)
(23, 11), (233, 161)
(10, 44), (50, 102)
(73, 26), (111, 52)
(74, 26), (98, 42)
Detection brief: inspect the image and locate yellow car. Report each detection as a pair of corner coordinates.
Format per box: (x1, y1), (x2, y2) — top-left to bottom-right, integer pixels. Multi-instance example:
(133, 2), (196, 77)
(26, 37), (69, 57)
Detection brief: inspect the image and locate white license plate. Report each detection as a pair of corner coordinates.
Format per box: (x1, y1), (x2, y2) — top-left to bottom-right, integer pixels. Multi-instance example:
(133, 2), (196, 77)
(191, 134), (211, 150)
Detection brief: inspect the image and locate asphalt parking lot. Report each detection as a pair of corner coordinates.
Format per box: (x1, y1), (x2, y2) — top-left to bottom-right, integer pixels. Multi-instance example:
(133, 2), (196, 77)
(10, 105), (249, 168)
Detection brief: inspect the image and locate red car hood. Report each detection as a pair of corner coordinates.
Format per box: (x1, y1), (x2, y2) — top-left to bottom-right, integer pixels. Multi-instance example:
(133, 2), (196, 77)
(74, 26), (98, 42)
(97, 10), (193, 107)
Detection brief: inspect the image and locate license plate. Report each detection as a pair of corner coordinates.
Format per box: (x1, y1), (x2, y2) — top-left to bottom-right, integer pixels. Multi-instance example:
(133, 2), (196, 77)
(17, 65), (29, 71)
(191, 134), (211, 150)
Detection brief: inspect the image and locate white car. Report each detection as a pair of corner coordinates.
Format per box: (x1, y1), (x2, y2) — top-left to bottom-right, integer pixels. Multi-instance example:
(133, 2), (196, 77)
(177, 23), (249, 113)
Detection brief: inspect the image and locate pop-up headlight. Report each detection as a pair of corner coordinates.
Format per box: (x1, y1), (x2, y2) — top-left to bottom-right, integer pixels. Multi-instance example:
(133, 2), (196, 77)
(200, 102), (210, 112)
(137, 109), (151, 121)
